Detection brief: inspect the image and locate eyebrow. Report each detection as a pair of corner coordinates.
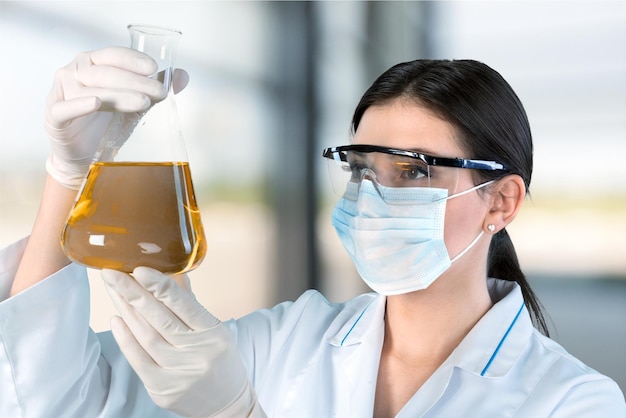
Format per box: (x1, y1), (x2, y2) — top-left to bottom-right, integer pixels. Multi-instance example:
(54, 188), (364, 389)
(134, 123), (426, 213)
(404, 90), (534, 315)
(406, 147), (434, 155)
(405, 147), (459, 159)
(348, 143), (463, 160)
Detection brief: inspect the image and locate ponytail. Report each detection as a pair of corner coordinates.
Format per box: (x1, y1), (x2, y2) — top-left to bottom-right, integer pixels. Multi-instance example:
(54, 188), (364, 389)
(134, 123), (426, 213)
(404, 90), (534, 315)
(488, 228), (550, 336)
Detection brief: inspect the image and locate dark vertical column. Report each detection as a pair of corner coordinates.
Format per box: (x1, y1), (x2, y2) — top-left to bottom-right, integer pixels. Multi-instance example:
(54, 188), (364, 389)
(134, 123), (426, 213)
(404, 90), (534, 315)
(364, 1), (435, 81)
(270, 2), (319, 302)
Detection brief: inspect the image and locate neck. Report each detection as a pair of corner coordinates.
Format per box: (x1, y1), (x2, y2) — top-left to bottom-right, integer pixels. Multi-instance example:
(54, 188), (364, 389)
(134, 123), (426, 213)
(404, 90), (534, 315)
(383, 266), (493, 366)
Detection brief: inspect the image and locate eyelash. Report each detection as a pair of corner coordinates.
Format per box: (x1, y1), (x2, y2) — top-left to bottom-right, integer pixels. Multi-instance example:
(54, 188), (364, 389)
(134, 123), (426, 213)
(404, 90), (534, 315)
(395, 162), (430, 180)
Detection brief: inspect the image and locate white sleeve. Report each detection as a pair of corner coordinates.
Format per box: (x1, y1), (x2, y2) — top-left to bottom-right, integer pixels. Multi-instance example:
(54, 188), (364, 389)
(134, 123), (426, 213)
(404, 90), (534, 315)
(549, 377), (626, 418)
(0, 238), (179, 418)
(225, 290), (319, 388)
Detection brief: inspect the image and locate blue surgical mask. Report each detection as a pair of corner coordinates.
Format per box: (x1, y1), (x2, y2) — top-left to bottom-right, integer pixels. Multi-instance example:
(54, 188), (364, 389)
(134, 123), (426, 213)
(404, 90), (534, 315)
(331, 179), (490, 295)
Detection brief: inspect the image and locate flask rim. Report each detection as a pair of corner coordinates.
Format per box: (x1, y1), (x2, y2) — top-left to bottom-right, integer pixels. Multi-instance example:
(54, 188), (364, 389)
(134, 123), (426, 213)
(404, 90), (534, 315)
(127, 24), (182, 37)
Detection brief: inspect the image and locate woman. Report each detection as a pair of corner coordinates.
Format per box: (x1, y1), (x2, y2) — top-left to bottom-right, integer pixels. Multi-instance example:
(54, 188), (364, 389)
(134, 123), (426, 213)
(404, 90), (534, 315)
(1, 48), (624, 417)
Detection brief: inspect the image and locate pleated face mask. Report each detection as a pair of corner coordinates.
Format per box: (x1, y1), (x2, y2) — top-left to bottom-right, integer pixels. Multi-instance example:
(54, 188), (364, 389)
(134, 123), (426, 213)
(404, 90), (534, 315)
(331, 179), (490, 295)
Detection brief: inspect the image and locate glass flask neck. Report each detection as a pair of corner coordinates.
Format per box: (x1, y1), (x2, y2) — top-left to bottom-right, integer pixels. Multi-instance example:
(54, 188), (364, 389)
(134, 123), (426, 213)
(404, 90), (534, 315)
(128, 24), (182, 92)
(92, 24), (187, 164)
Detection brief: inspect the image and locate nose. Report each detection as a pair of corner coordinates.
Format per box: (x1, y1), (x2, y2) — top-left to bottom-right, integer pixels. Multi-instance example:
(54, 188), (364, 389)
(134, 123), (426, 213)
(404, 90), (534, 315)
(357, 168), (385, 198)
(360, 168), (376, 182)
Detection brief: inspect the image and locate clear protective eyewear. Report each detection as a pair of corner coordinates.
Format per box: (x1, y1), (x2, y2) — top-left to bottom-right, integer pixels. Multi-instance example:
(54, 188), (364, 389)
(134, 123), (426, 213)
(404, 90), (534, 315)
(322, 144), (510, 198)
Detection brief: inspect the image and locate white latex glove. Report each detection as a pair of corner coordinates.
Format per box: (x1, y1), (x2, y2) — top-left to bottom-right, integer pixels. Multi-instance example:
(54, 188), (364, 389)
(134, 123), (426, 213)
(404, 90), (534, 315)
(45, 46), (189, 189)
(101, 267), (265, 418)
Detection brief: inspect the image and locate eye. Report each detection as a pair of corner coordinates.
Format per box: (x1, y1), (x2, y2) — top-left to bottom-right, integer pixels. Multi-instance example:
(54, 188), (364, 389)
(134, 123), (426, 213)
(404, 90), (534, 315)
(396, 162), (429, 181)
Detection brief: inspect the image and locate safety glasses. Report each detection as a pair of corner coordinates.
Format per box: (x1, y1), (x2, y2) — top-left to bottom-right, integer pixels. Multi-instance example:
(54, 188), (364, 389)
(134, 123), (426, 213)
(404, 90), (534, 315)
(322, 144), (510, 197)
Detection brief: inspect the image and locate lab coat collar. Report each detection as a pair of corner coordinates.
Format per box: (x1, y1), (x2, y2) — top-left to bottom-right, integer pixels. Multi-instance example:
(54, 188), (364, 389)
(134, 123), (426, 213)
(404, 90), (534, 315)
(327, 292), (386, 347)
(320, 279), (533, 417)
(450, 278), (533, 377)
(326, 278), (532, 378)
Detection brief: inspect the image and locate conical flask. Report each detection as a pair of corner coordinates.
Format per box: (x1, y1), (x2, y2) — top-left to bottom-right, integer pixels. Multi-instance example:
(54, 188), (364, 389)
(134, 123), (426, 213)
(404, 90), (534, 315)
(62, 24), (206, 274)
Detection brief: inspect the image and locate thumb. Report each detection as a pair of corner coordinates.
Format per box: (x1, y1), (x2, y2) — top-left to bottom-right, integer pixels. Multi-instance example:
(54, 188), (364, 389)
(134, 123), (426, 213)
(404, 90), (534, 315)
(172, 68), (189, 95)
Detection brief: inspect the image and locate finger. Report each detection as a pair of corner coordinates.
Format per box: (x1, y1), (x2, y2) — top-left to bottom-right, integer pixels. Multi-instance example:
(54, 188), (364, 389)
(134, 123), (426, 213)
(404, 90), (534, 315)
(110, 315), (160, 374)
(47, 47), (166, 124)
(132, 267), (220, 331)
(69, 87), (152, 113)
(46, 96), (102, 127)
(47, 88), (151, 127)
(87, 47), (157, 75)
(104, 275), (181, 367)
(110, 316), (191, 402)
(102, 269), (181, 324)
(102, 269), (192, 337)
(75, 65), (167, 101)
(70, 48), (166, 106)
(103, 273), (171, 340)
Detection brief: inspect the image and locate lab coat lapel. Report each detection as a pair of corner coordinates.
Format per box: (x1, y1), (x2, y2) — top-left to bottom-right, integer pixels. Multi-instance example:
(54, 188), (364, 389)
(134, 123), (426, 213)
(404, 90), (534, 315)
(342, 325), (385, 416)
(328, 293), (386, 417)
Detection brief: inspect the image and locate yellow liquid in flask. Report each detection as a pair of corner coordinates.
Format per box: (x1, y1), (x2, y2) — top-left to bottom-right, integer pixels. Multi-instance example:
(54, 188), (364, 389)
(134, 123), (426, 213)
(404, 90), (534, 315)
(62, 162), (206, 274)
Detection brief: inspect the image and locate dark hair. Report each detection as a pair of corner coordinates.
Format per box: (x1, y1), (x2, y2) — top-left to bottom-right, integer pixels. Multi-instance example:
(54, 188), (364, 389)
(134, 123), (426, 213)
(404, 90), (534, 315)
(351, 59), (549, 336)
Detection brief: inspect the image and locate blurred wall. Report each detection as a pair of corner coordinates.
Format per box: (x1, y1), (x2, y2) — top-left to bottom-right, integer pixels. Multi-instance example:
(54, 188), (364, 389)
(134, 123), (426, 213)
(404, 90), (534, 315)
(1, 0), (625, 392)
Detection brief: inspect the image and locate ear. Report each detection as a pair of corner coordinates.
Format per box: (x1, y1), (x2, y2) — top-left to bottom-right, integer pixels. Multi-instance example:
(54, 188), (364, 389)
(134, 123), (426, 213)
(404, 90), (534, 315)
(483, 175), (526, 234)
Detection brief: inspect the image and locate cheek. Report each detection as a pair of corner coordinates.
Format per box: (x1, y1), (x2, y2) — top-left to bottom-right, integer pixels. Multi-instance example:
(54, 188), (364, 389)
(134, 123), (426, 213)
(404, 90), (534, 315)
(443, 195), (488, 255)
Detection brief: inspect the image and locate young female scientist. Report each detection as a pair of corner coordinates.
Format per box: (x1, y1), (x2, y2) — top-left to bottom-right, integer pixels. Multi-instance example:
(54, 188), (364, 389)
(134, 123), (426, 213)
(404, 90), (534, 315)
(1, 47), (624, 417)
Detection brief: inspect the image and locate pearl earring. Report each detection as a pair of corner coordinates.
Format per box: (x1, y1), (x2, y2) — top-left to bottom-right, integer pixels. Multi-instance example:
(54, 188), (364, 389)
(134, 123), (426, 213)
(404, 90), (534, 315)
(487, 224), (496, 233)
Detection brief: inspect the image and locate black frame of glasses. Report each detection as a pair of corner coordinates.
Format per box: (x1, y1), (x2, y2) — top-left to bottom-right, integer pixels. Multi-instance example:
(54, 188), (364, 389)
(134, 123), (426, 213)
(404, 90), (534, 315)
(322, 144), (510, 172)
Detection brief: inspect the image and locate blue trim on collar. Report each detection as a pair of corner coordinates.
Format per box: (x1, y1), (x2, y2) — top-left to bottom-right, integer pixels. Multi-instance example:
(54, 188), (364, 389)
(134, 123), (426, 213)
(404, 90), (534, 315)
(341, 304), (371, 346)
(480, 301), (525, 376)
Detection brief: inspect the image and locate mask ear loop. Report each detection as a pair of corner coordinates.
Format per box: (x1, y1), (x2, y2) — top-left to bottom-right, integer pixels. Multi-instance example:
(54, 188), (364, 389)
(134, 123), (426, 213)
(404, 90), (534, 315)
(450, 231), (484, 263)
(446, 180), (495, 201)
(447, 179), (494, 263)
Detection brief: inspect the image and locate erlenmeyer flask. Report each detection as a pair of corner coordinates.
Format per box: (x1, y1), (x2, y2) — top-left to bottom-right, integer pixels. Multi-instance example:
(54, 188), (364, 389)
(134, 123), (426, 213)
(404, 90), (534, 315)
(62, 24), (206, 274)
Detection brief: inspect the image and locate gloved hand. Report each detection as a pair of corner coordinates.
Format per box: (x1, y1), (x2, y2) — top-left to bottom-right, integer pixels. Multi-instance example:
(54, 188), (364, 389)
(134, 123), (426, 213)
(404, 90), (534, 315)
(45, 47), (188, 189)
(101, 267), (266, 418)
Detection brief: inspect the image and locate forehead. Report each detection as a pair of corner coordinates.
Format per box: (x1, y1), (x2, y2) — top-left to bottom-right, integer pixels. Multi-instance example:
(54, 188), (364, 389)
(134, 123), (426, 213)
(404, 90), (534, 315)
(353, 99), (464, 158)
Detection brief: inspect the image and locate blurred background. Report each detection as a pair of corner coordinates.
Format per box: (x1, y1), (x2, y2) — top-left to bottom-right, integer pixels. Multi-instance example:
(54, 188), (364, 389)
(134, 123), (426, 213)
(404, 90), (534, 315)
(1, 1), (625, 392)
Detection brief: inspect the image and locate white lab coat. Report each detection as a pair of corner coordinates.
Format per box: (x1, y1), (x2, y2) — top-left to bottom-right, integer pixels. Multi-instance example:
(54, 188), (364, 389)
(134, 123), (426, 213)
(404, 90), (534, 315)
(0, 237), (624, 417)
